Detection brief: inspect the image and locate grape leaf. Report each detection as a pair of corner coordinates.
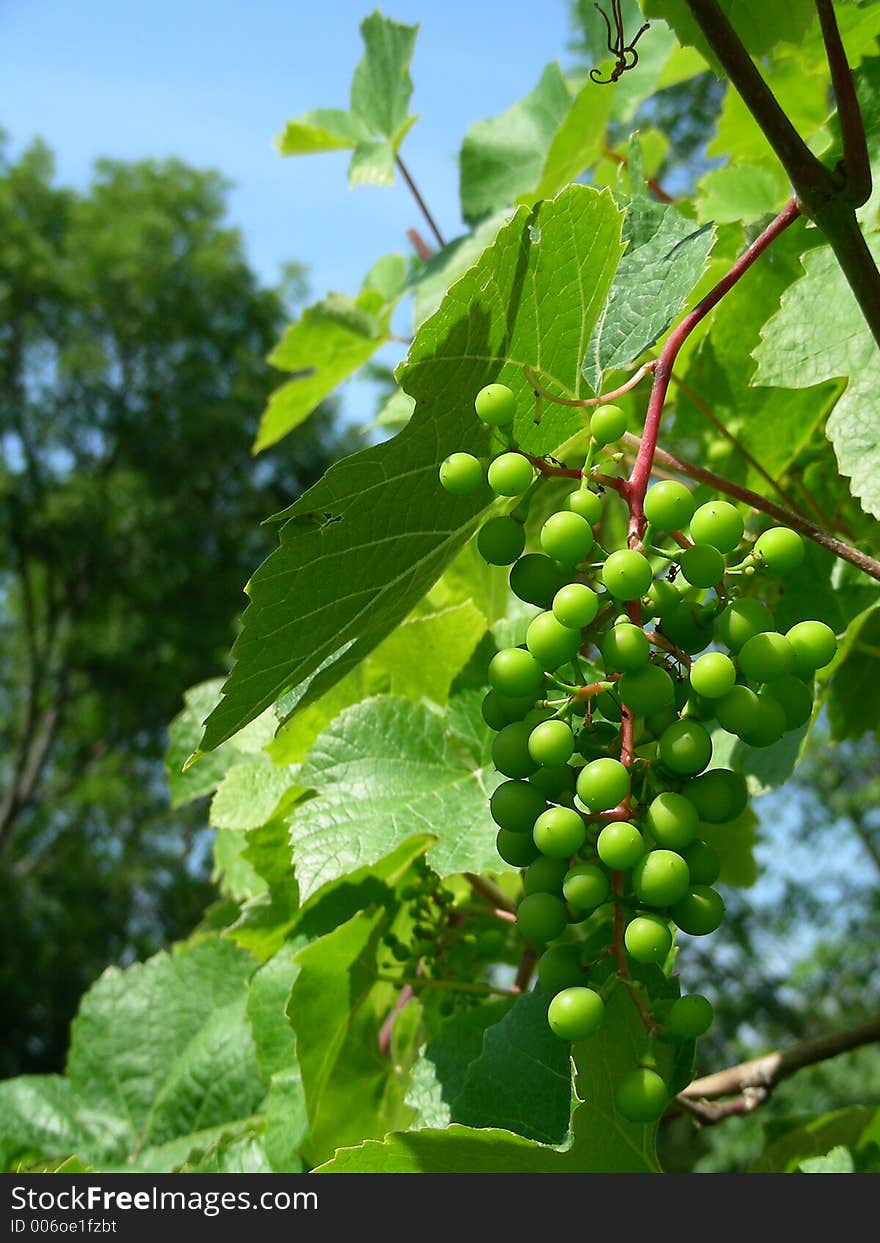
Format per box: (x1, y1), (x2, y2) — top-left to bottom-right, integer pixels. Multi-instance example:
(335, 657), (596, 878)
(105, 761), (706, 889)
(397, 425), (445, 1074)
(643, 1), (816, 67)
(752, 1105), (880, 1173)
(209, 754), (300, 831)
(178, 1127), (272, 1173)
(0, 1078), (87, 1172)
(412, 210), (513, 327)
(264, 1070), (309, 1172)
(367, 602), (487, 703)
(404, 1000), (514, 1127)
(277, 108), (370, 156)
(289, 695), (498, 901)
(799, 1146), (856, 1174)
(246, 950), (300, 1083)
(753, 237), (880, 517)
(197, 185), (624, 752)
(459, 63), (572, 225)
(696, 163), (790, 225)
(516, 75), (614, 208)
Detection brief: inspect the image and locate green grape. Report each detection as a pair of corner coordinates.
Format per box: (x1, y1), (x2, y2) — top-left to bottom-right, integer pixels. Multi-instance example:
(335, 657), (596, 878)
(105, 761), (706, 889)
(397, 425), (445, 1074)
(644, 706), (678, 738)
(681, 839), (720, 886)
(537, 944), (583, 993)
(689, 652), (736, 700)
(762, 674), (814, 730)
(439, 452), (483, 495)
(738, 692), (787, 748)
(481, 688), (535, 731)
(526, 611), (582, 670)
(547, 987), (605, 1040)
(597, 821), (645, 870)
(716, 598), (775, 651)
(524, 856), (570, 896)
(590, 403), (628, 446)
(659, 719), (712, 775)
(576, 757), (630, 811)
(618, 664), (675, 716)
(615, 1068), (669, 1122)
(684, 769), (748, 823)
(644, 480), (695, 531)
(645, 792), (699, 850)
(567, 488), (603, 524)
(577, 719), (619, 759)
(487, 452), (535, 496)
(533, 806), (587, 859)
(667, 994), (714, 1039)
(488, 647), (545, 699)
(563, 862), (611, 911)
(685, 692), (716, 723)
(754, 526), (805, 574)
(689, 501), (744, 554)
(786, 620), (837, 675)
(602, 549), (654, 600)
(602, 623), (651, 673)
(625, 912), (673, 964)
(671, 885), (725, 936)
(475, 382), (516, 426)
(552, 582), (599, 629)
(715, 684), (760, 736)
(523, 705), (553, 728)
(528, 719), (574, 766)
(738, 632), (795, 683)
(660, 602), (714, 655)
(495, 828), (541, 867)
(632, 849), (691, 907)
(477, 516), (525, 565)
(509, 554), (568, 608)
(643, 578), (681, 619)
(540, 511), (594, 564)
(678, 544), (725, 589)
(492, 722), (539, 778)
(490, 780), (548, 834)
(529, 764), (577, 797)
(517, 892), (568, 943)
(593, 690), (622, 722)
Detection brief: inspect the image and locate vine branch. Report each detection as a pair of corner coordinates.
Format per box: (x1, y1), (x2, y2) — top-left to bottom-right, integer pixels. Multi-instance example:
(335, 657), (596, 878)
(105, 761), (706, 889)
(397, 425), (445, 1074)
(815, 0), (872, 208)
(395, 156), (446, 250)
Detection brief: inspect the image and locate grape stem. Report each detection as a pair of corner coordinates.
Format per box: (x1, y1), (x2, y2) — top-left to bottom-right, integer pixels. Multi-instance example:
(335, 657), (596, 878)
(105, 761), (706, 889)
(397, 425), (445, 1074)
(464, 871), (516, 914)
(524, 360), (657, 409)
(395, 156), (446, 249)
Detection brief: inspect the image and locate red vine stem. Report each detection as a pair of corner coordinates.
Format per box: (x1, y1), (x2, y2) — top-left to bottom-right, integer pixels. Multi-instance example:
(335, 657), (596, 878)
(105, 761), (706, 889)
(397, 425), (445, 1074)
(627, 197), (802, 539)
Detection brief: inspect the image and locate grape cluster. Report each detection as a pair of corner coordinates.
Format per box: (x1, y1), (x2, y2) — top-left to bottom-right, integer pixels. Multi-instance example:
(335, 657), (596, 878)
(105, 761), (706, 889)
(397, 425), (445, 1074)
(439, 382), (838, 1122)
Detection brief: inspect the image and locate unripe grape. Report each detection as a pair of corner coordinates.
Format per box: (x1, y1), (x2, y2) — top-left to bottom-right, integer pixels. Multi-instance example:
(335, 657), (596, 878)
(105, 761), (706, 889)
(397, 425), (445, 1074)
(716, 598), (775, 651)
(762, 674), (814, 730)
(492, 722), (538, 778)
(667, 994), (714, 1039)
(496, 828), (541, 867)
(786, 620), (837, 674)
(488, 647), (544, 699)
(602, 623), (651, 673)
(487, 452), (535, 497)
(633, 849), (691, 907)
(490, 780), (548, 834)
(679, 544), (725, 589)
(527, 610), (582, 670)
(681, 839), (720, 886)
(602, 549), (654, 600)
(540, 511), (594, 564)
(658, 718), (712, 775)
(593, 690), (622, 723)
(715, 684), (760, 736)
(524, 855), (569, 895)
(615, 1068), (668, 1122)
(529, 764), (577, 798)
(563, 862), (611, 911)
(643, 578), (681, 619)
(439, 452), (483, 495)
(671, 885), (725, 936)
(618, 664), (675, 716)
(517, 892), (568, 943)
(547, 986), (605, 1040)
(625, 912), (673, 964)
(738, 692), (787, 748)
(644, 480), (695, 531)
(537, 944), (583, 993)
(754, 526), (804, 574)
(475, 382), (516, 426)
(689, 501), (744, 554)
(684, 768), (748, 823)
(481, 689), (534, 731)
(645, 792), (699, 850)
(644, 706), (678, 738)
(567, 488), (603, 524)
(552, 582), (599, 630)
(597, 821), (645, 870)
(576, 757), (630, 811)
(738, 632), (795, 683)
(532, 806), (587, 858)
(528, 719), (574, 767)
(477, 516), (525, 565)
(660, 603), (714, 655)
(690, 652), (736, 699)
(509, 554), (569, 609)
(590, 403), (628, 445)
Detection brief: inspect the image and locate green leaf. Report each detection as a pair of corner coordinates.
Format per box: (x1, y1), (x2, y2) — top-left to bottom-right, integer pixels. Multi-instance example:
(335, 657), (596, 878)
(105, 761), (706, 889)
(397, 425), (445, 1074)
(459, 64), (572, 224)
(828, 606), (880, 740)
(516, 76), (614, 207)
(290, 694), (498, 901)
(264, 1070), (309, 1172)
(288, 908), (413, 1165)
(198, 186), (624, 751)
(371, 387), (415, 432)
(698, 805), (758, 888)
(752, 1105), (879, 1173)
(696, 162), (789, 225)
(0, 1077), (87, 1172)
(277, 108), (369, 156)
(411, 210), (513, 328)
(753, 237), (880, 517)
(178, 1126), (272, 1173)
(404, 1000), (514, 1127)
(246, 950), (300, 1083)
(349, 11), (418, 140)
(315, 1123), (568, 1173)
(209, 754), (299, 831)
(799, 1145), (855, 1174)
(453, 987), (572, 1144)
(643, 1), (816, 67)
(256, 291), (392, 452)
(368, 603), (487, 703)
(227, 821), (301, 959)
(583, 183), (714, 391)
(348, 139), (395, 188)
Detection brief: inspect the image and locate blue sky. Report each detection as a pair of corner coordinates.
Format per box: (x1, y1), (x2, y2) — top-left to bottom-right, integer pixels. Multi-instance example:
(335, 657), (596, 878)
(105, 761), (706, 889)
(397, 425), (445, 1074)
(2, 0), (576, 421)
